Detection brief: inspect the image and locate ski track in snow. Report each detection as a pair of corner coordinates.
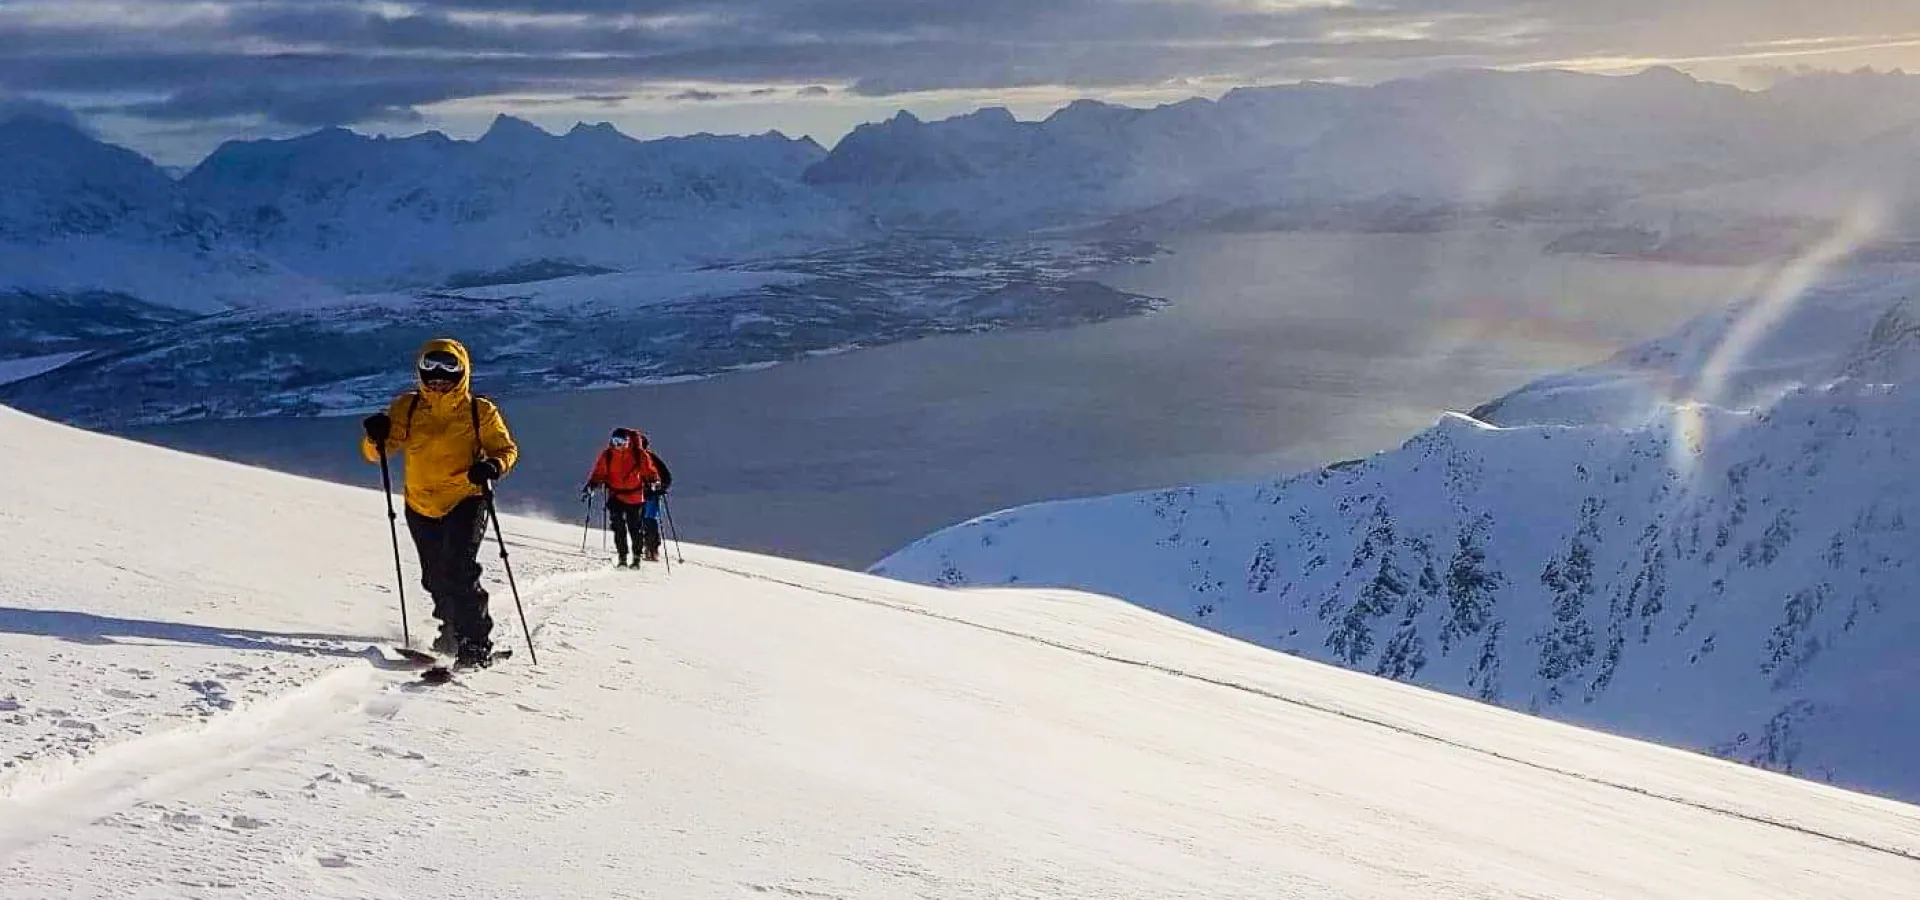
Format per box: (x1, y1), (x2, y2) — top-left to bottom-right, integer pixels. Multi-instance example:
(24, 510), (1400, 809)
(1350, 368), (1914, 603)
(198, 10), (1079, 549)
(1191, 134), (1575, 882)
(0, 665), (388, 860)
(0, 545), (615, 862)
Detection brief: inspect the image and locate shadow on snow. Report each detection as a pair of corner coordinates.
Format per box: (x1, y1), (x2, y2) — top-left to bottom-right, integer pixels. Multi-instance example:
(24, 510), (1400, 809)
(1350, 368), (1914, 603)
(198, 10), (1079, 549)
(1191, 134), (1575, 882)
(0, 606), (377, 659)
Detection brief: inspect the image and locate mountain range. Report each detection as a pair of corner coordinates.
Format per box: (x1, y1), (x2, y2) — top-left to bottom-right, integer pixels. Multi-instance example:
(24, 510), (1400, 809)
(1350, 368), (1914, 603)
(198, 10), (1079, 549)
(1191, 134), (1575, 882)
(13, 67), (1920, 316)
(14, 65), (1920, 423)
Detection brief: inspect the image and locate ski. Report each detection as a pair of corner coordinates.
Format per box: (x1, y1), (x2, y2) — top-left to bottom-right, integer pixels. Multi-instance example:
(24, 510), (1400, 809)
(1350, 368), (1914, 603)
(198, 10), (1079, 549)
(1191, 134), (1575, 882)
(360, 645), (443, 671)
(420, 648), (515, 684)
(394, 647), (440, 666)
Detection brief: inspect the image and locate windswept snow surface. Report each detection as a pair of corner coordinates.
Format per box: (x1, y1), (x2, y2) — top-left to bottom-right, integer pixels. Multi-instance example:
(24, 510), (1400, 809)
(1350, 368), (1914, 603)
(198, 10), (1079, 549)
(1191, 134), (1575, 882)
(2, 403), (1919, 898)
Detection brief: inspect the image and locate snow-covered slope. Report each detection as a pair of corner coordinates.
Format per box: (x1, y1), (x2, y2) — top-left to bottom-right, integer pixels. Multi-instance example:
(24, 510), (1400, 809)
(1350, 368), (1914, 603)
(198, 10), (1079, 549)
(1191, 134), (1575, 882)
(183, 116), (868, 290)
(6, 405), (1920, 895)
(875, 261), (1920, 805)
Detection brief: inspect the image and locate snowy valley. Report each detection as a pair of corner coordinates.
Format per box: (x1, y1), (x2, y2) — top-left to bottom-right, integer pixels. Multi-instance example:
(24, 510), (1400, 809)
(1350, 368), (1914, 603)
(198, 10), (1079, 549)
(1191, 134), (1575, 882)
(3, 383), (1920, 897)
(875, 259), (1920, 805)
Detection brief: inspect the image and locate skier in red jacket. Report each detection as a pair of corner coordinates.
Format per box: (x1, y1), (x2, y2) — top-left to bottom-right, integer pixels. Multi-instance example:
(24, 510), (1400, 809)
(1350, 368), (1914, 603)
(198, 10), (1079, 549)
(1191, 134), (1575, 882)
(583, 427), (662, 568)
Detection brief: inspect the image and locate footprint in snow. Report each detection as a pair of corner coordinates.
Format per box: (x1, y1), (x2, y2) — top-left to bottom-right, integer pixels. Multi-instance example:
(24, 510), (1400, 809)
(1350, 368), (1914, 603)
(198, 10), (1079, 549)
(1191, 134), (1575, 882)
(162, 811), (204, 829)
(303, 768), (407, 799)
(185, 679), (234, 711)
(367, 744), (430, 763)
(347, 771), (408, 799)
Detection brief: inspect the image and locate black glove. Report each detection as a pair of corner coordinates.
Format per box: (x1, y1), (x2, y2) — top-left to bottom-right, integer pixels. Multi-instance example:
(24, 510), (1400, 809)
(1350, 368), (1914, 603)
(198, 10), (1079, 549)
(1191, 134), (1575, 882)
(363, 412), (391, 443)
(467, 458), (502, 485)
(580, 484), (596, 500)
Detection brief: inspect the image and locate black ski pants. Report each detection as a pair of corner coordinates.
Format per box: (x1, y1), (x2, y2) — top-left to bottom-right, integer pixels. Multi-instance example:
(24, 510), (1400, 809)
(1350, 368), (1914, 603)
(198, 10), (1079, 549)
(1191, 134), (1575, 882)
(607, 497), (646, 559)
(406, 496), (494, 650)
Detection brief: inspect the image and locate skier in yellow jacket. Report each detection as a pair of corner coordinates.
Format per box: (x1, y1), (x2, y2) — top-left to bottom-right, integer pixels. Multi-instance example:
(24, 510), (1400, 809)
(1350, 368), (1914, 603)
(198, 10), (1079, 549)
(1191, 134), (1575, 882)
(360, 338), (519, 665)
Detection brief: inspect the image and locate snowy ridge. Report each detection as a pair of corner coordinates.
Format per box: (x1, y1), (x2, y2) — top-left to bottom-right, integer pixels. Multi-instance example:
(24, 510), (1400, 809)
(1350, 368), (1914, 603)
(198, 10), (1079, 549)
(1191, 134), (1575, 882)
(874, 262), (1920, 805)
(0, 113), (334, 343)
(15, 67), (1920, 317)
(5, 400), (1920, 894)
(806, 68), (1920, 236)
(184, 116), (865, 291)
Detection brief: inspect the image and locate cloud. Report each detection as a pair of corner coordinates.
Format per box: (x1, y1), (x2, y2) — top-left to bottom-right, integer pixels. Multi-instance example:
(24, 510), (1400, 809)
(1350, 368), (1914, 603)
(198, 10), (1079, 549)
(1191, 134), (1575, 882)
(115, 77), (529, 126)
(2, 0), (1919, 133)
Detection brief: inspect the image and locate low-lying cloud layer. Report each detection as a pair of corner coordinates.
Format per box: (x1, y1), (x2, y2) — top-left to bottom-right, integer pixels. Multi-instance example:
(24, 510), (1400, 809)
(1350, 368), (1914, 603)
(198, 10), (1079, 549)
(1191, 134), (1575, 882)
(4, 1), (1919, 153)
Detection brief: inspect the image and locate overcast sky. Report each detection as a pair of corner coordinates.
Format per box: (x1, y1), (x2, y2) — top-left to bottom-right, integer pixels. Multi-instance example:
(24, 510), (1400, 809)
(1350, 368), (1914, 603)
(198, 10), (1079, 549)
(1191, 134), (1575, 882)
(6, 0), (1920, 165)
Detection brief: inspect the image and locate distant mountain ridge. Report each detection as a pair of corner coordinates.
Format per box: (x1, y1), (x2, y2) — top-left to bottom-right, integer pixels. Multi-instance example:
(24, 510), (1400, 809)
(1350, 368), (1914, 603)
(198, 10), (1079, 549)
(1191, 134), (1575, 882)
(8, 66), (1920, 311)
(13, 66), (1920, 400)
(181, 115), (861, 291)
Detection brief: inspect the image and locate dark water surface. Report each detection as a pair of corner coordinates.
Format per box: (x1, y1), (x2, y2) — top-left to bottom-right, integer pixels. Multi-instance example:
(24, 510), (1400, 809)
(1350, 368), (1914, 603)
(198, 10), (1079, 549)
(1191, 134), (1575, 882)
(125, 230), (1762, 569)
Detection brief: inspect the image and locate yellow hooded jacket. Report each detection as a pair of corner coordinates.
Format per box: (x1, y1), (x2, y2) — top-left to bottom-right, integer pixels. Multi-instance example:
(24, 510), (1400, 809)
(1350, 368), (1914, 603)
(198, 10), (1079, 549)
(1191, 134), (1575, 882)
(360, 338), (520, 518)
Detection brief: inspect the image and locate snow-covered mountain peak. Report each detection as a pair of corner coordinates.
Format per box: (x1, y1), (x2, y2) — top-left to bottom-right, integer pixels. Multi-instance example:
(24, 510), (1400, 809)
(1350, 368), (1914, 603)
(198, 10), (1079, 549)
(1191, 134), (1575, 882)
(0, 117), (330, 318)
(479, 112), (550, 142)
(0, 116), (188, 238)
(967, 105), (1019, 123)
(179, 114), (863, 288)
(0, 114), (104, 152)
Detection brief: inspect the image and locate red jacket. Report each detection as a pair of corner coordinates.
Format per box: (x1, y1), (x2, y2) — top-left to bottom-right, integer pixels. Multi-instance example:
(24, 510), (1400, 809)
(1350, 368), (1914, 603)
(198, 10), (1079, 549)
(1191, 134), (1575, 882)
(587, 429), (661, 504)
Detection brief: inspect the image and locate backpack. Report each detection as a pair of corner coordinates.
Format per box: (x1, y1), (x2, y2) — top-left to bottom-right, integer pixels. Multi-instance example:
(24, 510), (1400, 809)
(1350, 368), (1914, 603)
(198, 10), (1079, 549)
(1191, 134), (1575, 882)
(596, 442), (648, 479)
(403, 390), (493, 462)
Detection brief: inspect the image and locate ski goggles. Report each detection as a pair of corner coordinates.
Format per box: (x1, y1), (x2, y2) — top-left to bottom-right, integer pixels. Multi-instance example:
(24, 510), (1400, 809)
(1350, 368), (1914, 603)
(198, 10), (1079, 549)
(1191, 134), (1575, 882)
(609, 435), (630, 447)
(417, 355), (463, 377)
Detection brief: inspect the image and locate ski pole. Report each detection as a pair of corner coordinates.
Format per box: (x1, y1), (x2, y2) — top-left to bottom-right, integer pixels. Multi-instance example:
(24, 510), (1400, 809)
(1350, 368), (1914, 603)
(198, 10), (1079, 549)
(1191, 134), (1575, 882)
(658, 500), (673, 575)
(479, 481), (538, 665)
(663, 494), (685, 564)
(376, 440), (412, 648)
(579, 491), (593, 554)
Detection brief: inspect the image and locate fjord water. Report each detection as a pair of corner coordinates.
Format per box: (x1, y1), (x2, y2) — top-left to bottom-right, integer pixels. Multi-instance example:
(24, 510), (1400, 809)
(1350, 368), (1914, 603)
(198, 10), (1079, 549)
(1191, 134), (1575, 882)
(128, 228), (1763, 568)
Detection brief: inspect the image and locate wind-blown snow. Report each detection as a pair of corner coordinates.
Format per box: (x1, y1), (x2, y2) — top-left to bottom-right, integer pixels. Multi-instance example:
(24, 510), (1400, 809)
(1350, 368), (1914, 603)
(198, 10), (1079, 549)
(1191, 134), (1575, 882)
(2, 403), (1918, 896)
(874, 260), (1920, 804)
